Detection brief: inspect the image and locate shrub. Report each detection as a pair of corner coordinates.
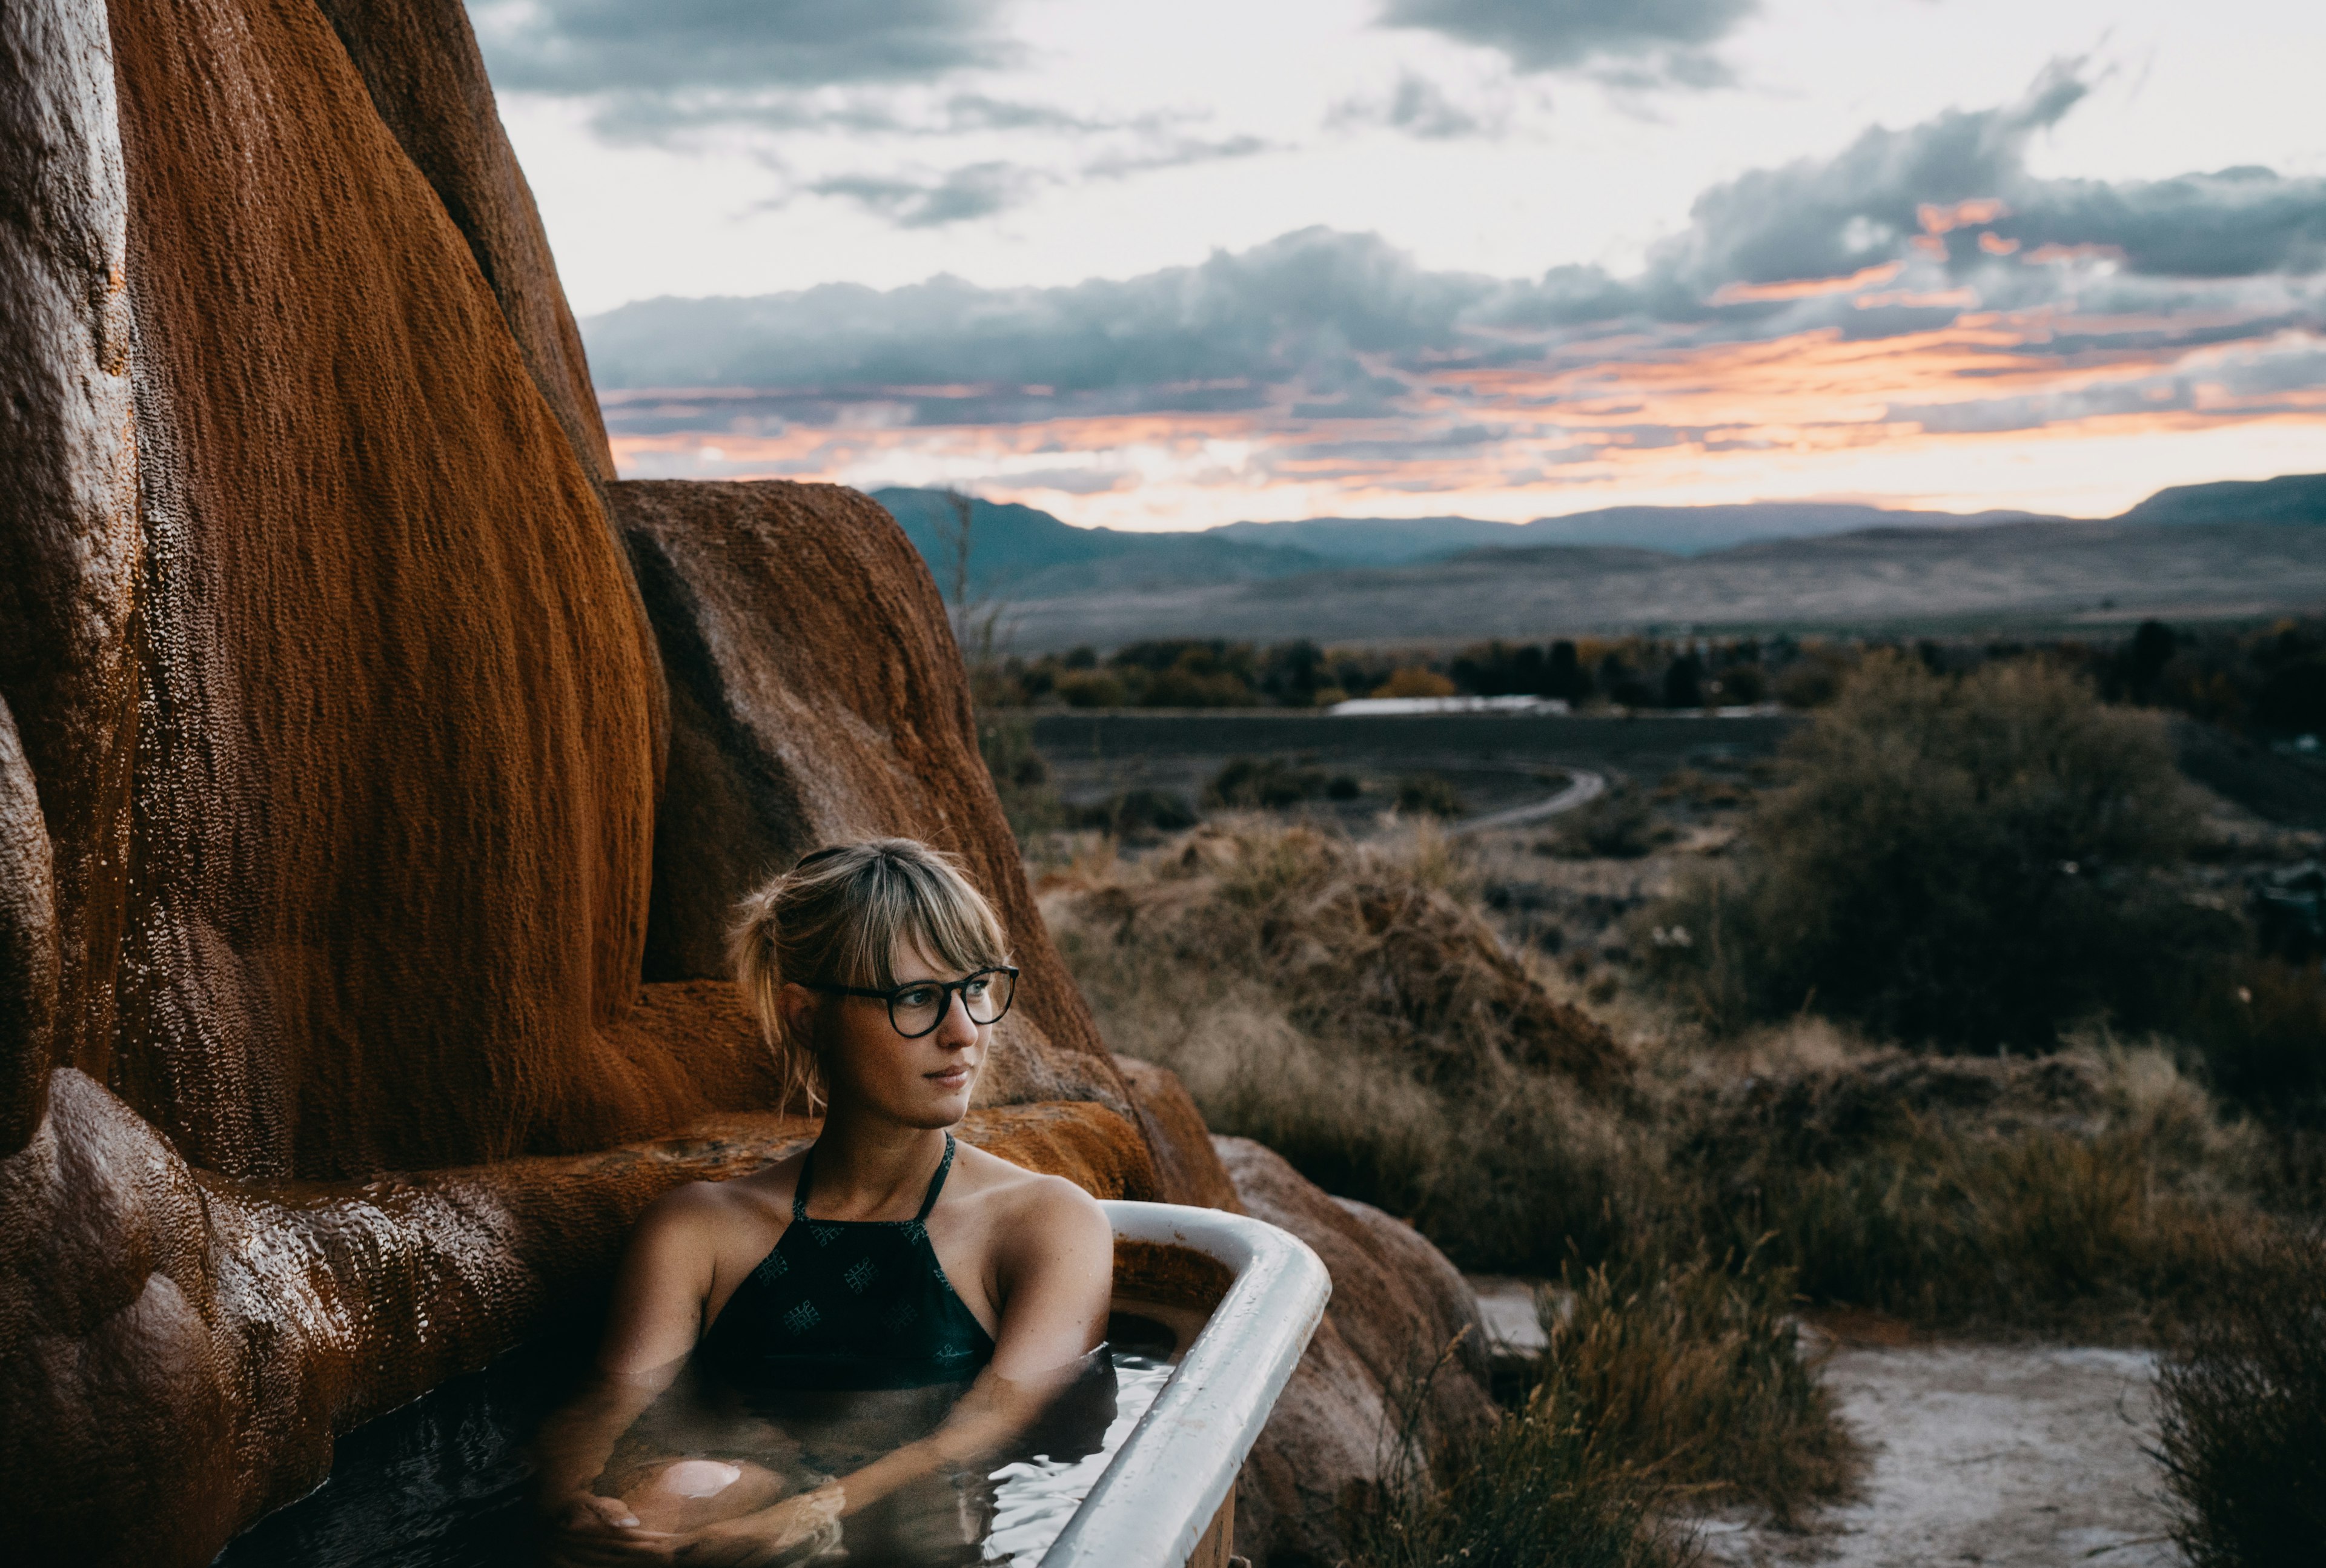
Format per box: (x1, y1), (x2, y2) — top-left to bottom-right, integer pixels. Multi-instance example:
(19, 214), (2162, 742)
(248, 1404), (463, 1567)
(1355, 1245), (1855, 1568)
(2156, 1227), (2326, 1566)
(1053, 668), (1127, 707)
(1357, 1377), (1678, 1568)
(1206, 756), (1328, 809)
(1395, 773), (1467, 818)
(1713, 663), (1768, 705)
(1646, 652), (2233, 1048)
(1542, 1246), (1857, 1520)
(1374, 667), (1459, 700)
(975, 713), (1062, 838)
(1773, 649), (1852, 707)
(1543, 783), (1671, 859)
(2187, 958), (2326, 1126)
(1072, 789), (1198, 842)
(1672, 1047), (2255, 1332)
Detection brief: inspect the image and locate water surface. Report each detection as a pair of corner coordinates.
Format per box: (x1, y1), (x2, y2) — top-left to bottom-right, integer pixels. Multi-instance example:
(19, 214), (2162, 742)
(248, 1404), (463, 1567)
(216, 1308), (1188, 1567)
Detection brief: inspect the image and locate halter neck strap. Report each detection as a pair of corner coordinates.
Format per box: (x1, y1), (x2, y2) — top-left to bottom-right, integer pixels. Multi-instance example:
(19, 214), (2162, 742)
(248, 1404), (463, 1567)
(794, 1133), (958, 1223)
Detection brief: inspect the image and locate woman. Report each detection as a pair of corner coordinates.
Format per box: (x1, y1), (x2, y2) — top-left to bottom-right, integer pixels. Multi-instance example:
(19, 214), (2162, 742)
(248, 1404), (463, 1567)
(537, 839), (1115, 1566)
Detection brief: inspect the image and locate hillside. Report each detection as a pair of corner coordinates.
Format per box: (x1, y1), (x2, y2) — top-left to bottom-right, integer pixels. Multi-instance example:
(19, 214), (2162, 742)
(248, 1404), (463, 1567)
(879, 472), (2326, 605)
(1501, 501), (2061, 554)
(2116, 472), (2326, 527)
(873, 487), (1329, 599)
(992, 519), (2326, 650)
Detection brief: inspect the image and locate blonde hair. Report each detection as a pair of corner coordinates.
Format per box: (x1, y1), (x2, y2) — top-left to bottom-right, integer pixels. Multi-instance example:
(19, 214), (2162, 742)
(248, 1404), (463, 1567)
(729, 838), (1011, 1113)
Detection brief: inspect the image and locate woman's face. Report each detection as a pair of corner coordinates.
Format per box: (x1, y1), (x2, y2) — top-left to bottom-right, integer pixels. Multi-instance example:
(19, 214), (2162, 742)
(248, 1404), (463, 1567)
(811, 938), (990, 1128)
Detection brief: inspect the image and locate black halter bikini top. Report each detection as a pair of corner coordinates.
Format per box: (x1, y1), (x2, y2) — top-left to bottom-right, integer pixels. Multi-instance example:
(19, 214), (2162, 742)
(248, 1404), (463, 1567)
(696, 1134), (999, 1393)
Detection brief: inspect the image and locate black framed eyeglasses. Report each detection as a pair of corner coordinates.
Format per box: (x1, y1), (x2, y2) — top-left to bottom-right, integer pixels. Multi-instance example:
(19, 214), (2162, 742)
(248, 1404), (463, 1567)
(808, 967), (1019, 1039)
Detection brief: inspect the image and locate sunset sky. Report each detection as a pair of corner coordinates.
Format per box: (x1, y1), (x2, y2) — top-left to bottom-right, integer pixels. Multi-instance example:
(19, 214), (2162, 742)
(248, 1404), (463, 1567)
(469, 0), (2326, 532)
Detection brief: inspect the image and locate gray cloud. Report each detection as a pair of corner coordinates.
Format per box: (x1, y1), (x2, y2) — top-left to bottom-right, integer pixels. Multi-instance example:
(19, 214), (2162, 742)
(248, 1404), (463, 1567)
(586, 74), (2326, 440)
(1659, 64), (2326, 294)
(807, 162), (1036, 227)
(1328, 74), (1501, 139)
(1379, 0), (1755, 84)
(467, 0), (1008, 94)
(1652, 65), (2089, 296)
(587, 228), (1504, 405)
(783, 133), (1273, 228)
(587, 88), (1121, 144)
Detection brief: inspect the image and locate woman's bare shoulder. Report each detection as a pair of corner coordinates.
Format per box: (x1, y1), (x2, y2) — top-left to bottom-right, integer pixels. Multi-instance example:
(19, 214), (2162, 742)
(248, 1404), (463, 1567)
(633, 1154), (801, 1240)
(950, 1143), (1109, 1232)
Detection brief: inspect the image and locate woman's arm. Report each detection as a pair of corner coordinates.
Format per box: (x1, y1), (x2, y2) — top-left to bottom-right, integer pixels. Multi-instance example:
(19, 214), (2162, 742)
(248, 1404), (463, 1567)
(669, 1179), (1113, 1566)
(535, 1186), (724, 1556)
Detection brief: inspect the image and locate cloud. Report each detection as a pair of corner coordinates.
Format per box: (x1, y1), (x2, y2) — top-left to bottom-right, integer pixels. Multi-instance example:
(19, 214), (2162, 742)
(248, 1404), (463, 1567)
(1082, 134), (1273, 180)
(586, 228), (1502, 402)
(1328, 74), (1502, 139)
(584, 71), (2326, 508)
(784, 133), (1273, 227)
(1379, 0), (1755, 85)
(585, 88), (1118, 144)
(1655, 64), (2326, 298)
(806, 162), (1036, 227)
(468, 0), (1007, 94)
(1651, 65), (2090, 297)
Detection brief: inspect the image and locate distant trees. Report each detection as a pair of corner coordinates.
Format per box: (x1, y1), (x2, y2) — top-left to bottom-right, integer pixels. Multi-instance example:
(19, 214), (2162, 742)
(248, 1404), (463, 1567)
(971, 617), (2326, 732)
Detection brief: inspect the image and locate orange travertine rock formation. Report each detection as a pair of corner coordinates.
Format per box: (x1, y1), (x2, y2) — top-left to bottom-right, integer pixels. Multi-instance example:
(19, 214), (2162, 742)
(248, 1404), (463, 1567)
(0, 4), (1488, 1565)
(613, 478), (1136, 1119)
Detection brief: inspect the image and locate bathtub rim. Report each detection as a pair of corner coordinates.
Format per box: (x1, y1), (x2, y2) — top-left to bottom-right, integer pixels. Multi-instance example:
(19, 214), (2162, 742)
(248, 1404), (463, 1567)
(1039, 1200), (1331, 1568)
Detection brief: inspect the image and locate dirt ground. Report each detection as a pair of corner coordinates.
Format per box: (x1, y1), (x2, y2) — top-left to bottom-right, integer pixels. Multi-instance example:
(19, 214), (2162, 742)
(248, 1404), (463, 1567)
(1468, 1280), (2184, 1567)
(1696, 1338), (2181, 1567)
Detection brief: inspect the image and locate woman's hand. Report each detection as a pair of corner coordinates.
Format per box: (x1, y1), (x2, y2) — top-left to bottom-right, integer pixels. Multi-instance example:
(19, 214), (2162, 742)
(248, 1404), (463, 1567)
(540, 1489), (679, 1566)
(668, 1486), (844, 1567)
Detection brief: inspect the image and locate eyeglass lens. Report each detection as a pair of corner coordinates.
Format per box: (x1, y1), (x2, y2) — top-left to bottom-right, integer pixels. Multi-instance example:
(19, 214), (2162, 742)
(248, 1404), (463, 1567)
(889, 970), (1015, 1037)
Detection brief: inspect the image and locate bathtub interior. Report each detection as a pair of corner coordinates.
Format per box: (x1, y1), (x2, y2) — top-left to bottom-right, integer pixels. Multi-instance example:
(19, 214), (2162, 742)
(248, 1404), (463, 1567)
(212, 1240), (1240, 1567)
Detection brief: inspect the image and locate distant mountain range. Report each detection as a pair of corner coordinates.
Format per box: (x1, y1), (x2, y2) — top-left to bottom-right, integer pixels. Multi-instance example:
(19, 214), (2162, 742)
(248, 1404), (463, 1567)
(998, 520), (2326, 651)
(874, 473), (2326, 610)
(873, 488), (1328, 601)
(1214, 503), (2064, 561)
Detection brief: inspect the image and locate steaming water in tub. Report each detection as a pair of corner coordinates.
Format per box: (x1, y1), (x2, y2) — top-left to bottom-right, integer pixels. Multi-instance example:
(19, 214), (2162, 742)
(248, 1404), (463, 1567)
(214, 1303), (1199, 1568)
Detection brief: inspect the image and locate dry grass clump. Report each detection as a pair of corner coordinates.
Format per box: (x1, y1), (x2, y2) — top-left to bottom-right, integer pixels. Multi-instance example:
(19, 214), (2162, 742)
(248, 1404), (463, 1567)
(1042, 821), (1649, 1272)
(1674, 1042), (2265, 1334)
(1355, 1246), (1854, 1567)
(1356, 1403), (1683, 1568)
(2156, 1226), (2326, 1567)
(1357, 1349), (1685, 1568)
(1540, 1248), (1856, 1522)
(1047, 819), (1626, 1090)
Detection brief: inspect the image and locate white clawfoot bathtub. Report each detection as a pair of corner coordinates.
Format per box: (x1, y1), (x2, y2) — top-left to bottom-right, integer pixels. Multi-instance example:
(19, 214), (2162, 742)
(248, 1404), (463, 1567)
(1040, 1202), (1333, 1568)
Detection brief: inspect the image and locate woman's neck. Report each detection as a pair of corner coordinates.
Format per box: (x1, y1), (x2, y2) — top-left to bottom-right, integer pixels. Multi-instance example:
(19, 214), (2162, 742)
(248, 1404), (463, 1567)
(803, 1108), (950, 1220)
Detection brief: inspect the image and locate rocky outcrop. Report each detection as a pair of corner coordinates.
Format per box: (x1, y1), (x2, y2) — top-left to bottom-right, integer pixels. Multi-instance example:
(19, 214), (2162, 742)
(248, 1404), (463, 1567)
(0, 0), (138, 1158)
(1216, 1136), (1496, 1567)
(612, 478), (1145, 1123)
(308, 0), (615, 488)
(100, 0), (672, 1177)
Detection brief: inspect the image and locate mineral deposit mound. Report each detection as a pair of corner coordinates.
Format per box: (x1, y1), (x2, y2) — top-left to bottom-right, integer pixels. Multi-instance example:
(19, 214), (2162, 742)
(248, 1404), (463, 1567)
(0, 3), (1483, 1564)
